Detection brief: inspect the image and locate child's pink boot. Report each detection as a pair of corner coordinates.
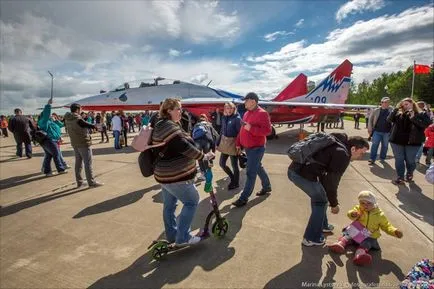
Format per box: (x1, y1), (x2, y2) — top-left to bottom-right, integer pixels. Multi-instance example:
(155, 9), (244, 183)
(353, 247), (372, 266)
(328, 237), (348, 254)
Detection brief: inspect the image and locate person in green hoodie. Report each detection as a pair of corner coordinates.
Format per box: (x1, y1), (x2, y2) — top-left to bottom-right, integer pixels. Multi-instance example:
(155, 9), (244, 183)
(38, 98), (67, 176)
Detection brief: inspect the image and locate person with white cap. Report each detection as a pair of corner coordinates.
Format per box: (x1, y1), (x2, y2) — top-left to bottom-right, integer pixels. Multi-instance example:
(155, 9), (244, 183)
(367, 97), (393, 165)
(328, 190), (403, 266)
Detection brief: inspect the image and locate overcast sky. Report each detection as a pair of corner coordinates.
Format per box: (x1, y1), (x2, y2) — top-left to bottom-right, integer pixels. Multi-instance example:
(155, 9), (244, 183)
(1, 0), (433, 115)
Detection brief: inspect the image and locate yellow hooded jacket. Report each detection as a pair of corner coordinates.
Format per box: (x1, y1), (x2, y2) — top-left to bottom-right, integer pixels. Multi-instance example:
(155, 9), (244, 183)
(347, 205), (397, 239)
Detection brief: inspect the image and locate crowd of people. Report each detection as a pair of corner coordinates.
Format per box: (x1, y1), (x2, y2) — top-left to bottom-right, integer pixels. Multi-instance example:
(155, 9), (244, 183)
(3, 94), (434, 268)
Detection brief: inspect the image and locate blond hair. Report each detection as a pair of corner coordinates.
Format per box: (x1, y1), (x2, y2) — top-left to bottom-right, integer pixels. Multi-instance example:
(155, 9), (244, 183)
(400, 97), (421, 113)
(159, 98), (181, 119)
(224, 101), (237, 115)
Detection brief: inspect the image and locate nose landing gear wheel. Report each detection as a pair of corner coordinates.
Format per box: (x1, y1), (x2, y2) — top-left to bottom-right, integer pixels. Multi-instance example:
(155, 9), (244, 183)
(212, 218), (229, 238)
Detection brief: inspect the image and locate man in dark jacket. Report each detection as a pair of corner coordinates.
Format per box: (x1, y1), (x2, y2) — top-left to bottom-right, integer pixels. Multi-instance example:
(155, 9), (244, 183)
(8, 108), (35, 158)
(288, 133), (369, 247)
(64, 103), (103, 188)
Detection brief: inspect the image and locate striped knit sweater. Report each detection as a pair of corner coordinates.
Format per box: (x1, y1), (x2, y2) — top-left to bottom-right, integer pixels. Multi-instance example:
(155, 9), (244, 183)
(152, 119), (204, 183)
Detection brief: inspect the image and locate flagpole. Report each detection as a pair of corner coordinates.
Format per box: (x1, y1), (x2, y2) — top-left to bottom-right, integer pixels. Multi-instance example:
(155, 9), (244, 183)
(411, 60), (415, 98)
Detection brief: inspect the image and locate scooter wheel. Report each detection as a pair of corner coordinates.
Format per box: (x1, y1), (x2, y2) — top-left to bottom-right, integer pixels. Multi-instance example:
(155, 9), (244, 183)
(212, 218), (229, 238)
(151, 241), (169, 260)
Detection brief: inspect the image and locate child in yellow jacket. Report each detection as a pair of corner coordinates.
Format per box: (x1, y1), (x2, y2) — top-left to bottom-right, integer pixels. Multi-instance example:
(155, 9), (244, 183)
(328, 191), (403, 266)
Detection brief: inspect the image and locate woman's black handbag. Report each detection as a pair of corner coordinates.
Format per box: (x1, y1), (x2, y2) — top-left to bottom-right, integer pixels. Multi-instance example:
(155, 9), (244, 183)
(238, 153), (247, 169)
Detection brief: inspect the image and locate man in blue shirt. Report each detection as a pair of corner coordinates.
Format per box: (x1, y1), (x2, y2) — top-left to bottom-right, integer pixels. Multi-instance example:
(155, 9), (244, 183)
(367, 97), (393, 165)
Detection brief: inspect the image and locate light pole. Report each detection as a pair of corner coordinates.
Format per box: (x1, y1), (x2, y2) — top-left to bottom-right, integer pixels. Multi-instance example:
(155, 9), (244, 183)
(48, 71), (54, 101)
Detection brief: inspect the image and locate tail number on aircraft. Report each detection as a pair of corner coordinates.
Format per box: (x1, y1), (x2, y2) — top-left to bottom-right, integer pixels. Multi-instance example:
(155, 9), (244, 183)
(314, 96), (327, 103)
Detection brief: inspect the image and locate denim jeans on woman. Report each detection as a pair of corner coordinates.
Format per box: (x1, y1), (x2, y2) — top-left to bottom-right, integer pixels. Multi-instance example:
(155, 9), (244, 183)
(288, 168), (329, 243)
(239, 146), (271, 202)
(390, 143), (420, 178)
(41, 139), (66, 174)
(369, 131), (390, 161)
(161, 179), (200, 244)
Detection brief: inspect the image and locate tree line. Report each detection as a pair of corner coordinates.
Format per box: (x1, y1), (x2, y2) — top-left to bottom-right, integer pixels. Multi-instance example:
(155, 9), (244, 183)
(346, 63), (433, 106)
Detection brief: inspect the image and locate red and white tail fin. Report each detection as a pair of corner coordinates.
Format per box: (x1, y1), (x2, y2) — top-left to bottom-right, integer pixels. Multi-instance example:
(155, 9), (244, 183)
(296, 59), (353, 104)
(272, 73), (307, 102)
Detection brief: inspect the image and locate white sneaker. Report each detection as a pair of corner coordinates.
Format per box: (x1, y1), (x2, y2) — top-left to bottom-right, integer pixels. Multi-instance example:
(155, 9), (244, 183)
(175, 235), (201, 247)
(302, 238), (325, 247)
(196, 174), (205, 182)
(188, 236), (201, 245)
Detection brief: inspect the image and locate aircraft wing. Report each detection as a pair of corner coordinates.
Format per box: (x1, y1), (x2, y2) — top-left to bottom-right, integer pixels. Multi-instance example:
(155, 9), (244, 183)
(181, 98), (377, 109)
(259, 101), (377, 109)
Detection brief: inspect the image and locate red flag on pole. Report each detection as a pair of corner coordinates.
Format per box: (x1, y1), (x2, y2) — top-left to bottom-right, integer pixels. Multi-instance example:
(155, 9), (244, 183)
(414, 64), (431, 74)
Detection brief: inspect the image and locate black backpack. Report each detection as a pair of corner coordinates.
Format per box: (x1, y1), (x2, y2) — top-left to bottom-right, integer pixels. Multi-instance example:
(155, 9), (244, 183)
(287, 132), (343, 166)
(137, 121), (167, 177)
(31, 128), (48, 145)
(138, 147), (167, 177)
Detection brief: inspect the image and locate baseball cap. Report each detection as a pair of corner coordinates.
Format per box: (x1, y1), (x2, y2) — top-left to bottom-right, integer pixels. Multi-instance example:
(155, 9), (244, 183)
(380, 97), (390, 103)
(242, 92), (259, 102)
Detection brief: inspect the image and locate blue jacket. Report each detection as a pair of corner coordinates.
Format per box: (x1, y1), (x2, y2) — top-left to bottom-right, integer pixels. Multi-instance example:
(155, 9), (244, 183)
(37, 104), (63, 141)
(221, 114), (241, 138)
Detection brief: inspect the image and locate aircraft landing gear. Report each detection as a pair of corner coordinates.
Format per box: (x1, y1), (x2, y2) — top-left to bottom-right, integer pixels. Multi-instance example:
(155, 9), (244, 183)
(267, 126), (278, 140)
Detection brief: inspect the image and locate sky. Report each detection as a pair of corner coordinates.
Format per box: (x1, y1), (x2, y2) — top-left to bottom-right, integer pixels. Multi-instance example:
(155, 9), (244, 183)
(0, 0), (433, 115)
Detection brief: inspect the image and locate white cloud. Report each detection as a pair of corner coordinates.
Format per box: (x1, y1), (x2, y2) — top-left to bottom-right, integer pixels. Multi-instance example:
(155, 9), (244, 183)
(190, 73), (209, 84)
(168, 49), (193, 57)
(247, 5), (433, 84)
(0, 3), (433, 115)
(264, 31), (294, 42)
(169, 49), (181, 57)
(336, 0), (386, 23)
(0, 1), (241, 44)
(295, 18), (304, 27)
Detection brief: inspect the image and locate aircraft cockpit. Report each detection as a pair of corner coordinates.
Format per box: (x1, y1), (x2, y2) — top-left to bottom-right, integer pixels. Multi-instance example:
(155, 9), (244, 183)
(110, 77), (183, 92)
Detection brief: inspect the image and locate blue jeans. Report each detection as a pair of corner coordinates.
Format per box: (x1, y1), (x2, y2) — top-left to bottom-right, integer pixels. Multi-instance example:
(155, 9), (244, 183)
(41, 139), (66, 174)
(390, 143), (420, 178)
(288, 169), (327, 243)
(369, 131), (390, 161)
(113, 130), (121, 149)
(415, 144), (424, 162)
(161, 180), (200, 244)
(239, 146), (271, 201)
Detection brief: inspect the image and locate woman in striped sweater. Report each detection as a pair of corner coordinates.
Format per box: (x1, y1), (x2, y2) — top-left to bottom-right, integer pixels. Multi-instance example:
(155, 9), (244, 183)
(152, 98), (214, 245)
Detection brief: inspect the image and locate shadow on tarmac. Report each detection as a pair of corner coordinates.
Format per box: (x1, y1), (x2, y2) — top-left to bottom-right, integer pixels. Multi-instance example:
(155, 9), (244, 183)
(0, 172), (46, 190)
(264, 246), (405, 289)
(0, 156), (31, 164)
(32, 145), (138, 158)
(88, 178), (268, 289)
(343, 250), (405, 289)
(0, 186), (89, 217)
(264, 246), (331, 289)
(369, 159), (395, 180)
(396, 181), (434, 226)
(73, 184), (162, 219)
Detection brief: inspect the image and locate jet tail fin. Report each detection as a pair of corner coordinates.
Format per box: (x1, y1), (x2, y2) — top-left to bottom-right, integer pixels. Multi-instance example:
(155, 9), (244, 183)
(303, 59), (353, 104)
(272, 73), (307, 102)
